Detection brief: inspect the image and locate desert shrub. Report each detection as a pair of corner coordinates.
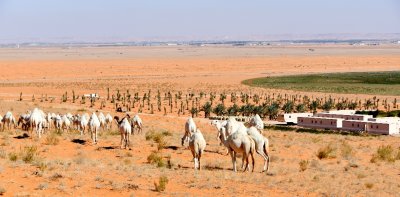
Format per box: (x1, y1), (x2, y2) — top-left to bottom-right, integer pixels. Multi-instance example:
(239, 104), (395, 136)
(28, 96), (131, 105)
(147, 152), (165, 167)
(8, 152), (18, 162)
(370, 145), (397, 163)
(37, 183), (48, 190)
(365, 183), (374, 189)
(265, 125), (296, 131)
(0, 186), (5, 195)
(45, 133), (60, 145)
(316, 144), (336, 159)
(21, 145), (38, 163)
(145, 130), (169, 150)
(154, 176), (168, 192)
(0, 148), (6, 159)
(299, 160), (309, 172)
(341, 141), (354, 159)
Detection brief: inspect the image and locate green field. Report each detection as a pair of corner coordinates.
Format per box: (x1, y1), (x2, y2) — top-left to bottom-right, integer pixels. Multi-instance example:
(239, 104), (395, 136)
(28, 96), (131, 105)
(242, 71), (400, 96)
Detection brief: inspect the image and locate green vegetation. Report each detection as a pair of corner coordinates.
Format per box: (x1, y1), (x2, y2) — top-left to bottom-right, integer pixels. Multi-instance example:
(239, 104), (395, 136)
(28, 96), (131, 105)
(243, 72), (400, 96)
(370, 145), (400, 163)
(316, 144), (336, 159)
(154, 176), (169, 192)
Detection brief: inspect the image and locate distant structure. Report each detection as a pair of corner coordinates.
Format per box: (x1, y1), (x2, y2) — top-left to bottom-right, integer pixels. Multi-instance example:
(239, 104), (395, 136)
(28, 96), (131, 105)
(279, 110), (400, 135)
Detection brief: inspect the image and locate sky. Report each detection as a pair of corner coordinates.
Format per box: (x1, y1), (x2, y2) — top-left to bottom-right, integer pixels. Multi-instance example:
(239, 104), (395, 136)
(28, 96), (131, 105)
(0, 0), (399, 43)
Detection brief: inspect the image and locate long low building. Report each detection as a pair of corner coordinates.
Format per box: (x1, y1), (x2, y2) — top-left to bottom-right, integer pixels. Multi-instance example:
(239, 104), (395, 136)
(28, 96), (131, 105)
(315, 113), (373, 121)
(277, 113), (313, 124)
(298, 116), (343, 130)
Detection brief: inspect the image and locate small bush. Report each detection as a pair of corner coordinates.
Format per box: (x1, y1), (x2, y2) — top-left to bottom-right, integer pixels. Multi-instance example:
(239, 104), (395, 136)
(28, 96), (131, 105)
(8, 152), (18, 162)
(0, 186), (5, 195)
(147, 152), (165, 167)
(365, 183), (374, 189)
(341, 141), (353, 159)
(0, 148), (6, 159)
(316, 144), (336, 159)
(370, 145), (397, 163)
(45, 134), (60, 145)
(299, 160), (309, 172)
(21, 146), (38, 163)
(37, 183), (48, 190)
(145, 130), (168, 150)
(154, 176), (168, 192)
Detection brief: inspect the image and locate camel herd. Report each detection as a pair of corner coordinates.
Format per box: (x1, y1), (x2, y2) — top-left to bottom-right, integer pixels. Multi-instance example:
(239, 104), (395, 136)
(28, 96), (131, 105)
(1, 108), (269, 173)
(184, 114), (270, 173)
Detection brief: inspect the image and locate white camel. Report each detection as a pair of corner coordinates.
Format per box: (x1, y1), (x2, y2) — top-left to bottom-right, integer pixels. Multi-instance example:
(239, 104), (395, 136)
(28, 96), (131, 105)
(182, 129), (206, 170)
(89, 112), (101, 144)
(249, 114), (264, 133)
(29, 108), (45, 138)
(105, 113), (113, 131)
(218, 127), (255, 172)
(181, 117), (197, 146)
(2, 111), (16, 131)
(246, 127), (270, 172)
(79, 114), (88, 135)
(53, 114), (63, 131)
(97, 112), (106, 131)
(227, 117), (270, 172)
(61, 114), (71, 132)
(114, 115), (132, 149)
(131, 114), (143, 134)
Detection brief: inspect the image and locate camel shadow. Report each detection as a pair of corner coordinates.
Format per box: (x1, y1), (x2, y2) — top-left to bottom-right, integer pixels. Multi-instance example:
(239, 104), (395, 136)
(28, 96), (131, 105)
(98, 146), (118, 150)
(14, 133), (29, 139)
(71, 139), (86, 145)
(164, 145), (179, 150)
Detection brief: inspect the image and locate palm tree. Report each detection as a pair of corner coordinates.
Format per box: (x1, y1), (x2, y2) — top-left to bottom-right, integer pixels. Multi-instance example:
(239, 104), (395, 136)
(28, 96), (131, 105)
(309, 100), (320, 114)
(295, 103), (307, 113)
(267, 102), (280, 120)
(322, 98), (334, 112)
(227, 104), (240, 116)
(282, 101), (294, 113)
(201, 102), (212, 118)
(213, 104), (226, 116)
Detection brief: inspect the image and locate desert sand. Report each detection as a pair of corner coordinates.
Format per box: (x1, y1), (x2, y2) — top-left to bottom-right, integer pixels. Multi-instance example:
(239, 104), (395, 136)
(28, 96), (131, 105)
(0, 45), (400, 196)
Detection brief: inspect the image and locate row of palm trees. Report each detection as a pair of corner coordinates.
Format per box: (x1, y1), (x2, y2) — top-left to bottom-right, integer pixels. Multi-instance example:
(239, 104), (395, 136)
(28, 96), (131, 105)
(28, 88), (398, 120)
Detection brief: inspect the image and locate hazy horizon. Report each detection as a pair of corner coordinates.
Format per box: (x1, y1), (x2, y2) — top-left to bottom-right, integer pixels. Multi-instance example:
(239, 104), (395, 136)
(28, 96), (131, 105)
(0, 0), (399, 43)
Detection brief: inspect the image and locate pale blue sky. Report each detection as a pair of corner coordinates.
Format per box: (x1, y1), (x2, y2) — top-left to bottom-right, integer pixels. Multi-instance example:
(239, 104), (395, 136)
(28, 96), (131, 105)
(0, 0), (399, 42)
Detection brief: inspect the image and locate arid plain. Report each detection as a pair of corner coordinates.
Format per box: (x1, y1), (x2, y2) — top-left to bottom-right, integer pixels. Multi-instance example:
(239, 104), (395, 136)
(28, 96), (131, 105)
(0, 45), (400, 196)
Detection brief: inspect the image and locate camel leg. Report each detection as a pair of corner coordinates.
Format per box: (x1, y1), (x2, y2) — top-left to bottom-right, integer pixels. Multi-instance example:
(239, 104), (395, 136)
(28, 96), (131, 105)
(230, 151), (237, 172)
(264, 144), (270, 173)
(243, 153), (249, 172)
(126, 133), (130, 149)
(120, 133), (124, 149)
(250, 151), (255, 172)
(198, 151), (202, 171)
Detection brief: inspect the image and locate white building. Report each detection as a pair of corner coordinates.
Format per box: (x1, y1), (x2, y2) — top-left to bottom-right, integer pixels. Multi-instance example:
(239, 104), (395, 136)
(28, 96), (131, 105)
(298, 117), (343, 130)
(277, 113), (313, 124)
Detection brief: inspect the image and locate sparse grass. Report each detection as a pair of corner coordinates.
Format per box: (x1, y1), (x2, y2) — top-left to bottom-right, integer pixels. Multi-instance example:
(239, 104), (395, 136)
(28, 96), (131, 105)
(365, 183), (374, 189)
(20, 145), (39, 164)
(370, 145), (399, 163)
(299, 160), (309, 172)
(0, 148), (6, 159)
(0, 186), (5, 195)
(49, 173), (63, 181)
(340, 141), (353, 159)
(37, 183), (48, 190)
(316, 144), (336, 159)
(265, 125), (296, 131)
(145, 130), (169, 150)
(154, 176), (168, 192)
(147, 152), (165, 167)
(8, 152), (18, 162)
(45, 133), (60, 145)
